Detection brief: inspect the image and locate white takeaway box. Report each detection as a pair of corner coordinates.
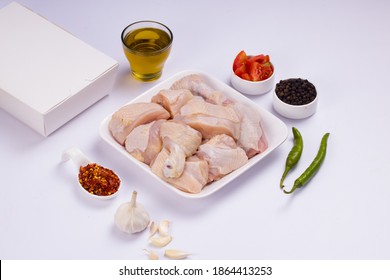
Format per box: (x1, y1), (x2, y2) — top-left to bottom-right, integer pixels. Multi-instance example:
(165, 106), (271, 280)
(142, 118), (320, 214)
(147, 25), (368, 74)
(0, 2), (119, 136)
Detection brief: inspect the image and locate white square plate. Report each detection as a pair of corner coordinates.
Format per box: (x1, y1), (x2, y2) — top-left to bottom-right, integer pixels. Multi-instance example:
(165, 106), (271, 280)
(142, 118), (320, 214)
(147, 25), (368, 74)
(99, 70), (288, 198)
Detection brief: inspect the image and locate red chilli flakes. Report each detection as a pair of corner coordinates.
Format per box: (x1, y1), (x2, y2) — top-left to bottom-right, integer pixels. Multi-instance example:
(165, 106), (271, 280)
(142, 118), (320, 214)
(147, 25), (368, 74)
(78, 163), (120, 196)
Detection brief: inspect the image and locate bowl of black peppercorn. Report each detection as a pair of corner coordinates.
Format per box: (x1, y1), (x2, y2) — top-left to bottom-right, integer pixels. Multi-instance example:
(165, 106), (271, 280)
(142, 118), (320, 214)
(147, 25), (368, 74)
(273, 78), (318, 119)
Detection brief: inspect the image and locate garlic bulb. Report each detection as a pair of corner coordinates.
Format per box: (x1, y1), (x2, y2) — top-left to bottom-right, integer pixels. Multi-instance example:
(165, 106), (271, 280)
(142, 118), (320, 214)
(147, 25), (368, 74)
(114, 191), (150, 234)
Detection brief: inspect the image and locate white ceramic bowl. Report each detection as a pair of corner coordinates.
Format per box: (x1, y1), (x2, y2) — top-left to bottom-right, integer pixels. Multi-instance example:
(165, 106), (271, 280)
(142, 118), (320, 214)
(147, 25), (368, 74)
(272, 89), (318, 119)
(230, 64), (275, 95)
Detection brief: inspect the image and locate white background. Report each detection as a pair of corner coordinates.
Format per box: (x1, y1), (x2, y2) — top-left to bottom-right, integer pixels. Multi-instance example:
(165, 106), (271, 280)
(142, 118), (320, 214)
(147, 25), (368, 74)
(1, 0), (390, 260)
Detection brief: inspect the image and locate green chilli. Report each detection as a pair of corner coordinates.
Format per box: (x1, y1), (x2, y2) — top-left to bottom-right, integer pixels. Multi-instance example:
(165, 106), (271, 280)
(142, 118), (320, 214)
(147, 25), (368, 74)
(284, 132), (330, 194)
(280, 127), (303, 188)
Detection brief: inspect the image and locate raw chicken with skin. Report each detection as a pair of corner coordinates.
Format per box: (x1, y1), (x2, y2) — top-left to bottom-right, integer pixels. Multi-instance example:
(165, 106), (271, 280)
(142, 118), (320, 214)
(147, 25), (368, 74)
(151, 89), (193, 117)
(109, 74), (268, 194)
(125, 121), (153, 163)
(159, 120), (202, 178)
(179, 96), (239, 122)
(170, 74), (229, 105)
(151, 148), (209, 194)
(174, 96), (241, 140)
(124, 120), (165, 165)
(159, 120), (202, 157)
(231, 102), (268, 158)
(197, 134), (248, 182)
(161, 138), (186, 178)
(109, 102), (170, 145)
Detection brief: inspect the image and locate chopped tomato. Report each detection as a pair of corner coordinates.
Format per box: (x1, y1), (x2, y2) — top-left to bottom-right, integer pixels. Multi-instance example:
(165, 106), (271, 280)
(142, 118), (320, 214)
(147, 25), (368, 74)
(241, 73), (251, 80)
(234, 63), (246, 77)
(249, 62), (262, 81)
(247, 54), (266, 64)
(233, 50), (247, 71)
(260, 62), (273, 80)
(233, 50), (273, 82)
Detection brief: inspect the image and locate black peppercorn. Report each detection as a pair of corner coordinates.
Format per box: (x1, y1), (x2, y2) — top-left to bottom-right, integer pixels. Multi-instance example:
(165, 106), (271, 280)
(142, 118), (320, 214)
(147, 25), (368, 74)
(275, 78), (317, 105)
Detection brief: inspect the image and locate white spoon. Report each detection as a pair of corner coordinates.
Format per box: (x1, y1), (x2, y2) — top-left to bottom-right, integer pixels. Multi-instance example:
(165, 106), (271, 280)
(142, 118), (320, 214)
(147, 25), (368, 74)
(62, 147), (120, 200)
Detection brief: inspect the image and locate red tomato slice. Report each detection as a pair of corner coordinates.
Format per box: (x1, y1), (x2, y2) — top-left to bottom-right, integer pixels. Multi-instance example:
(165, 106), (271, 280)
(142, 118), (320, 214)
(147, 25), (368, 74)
(249, 62), (262, 81)
(233, 50), (247, 71)
(260, 62), (273, 80)
(241, 73), (251, 81)
(234, 63), (247, 77)
(248, 54), (265, 64)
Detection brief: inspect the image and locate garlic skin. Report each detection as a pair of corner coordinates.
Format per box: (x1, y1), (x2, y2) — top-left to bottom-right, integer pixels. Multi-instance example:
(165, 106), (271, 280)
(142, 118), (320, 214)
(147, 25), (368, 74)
(114, 191), (150, 234)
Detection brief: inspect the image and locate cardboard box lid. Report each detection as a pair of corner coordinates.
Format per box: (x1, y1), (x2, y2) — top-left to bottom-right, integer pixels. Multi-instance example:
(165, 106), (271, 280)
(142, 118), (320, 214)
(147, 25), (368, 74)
(0, 2), (118, 114)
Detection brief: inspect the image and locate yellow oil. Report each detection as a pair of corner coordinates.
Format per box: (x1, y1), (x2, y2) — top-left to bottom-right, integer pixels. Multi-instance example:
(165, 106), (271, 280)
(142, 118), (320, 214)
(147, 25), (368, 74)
(123, 27), (172, 81)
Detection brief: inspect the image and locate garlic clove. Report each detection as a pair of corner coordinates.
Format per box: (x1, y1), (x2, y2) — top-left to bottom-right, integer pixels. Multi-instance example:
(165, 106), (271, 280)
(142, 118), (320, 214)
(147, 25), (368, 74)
(143, 249), (159, 260)
(149, 235), (172, 247)
(149, 221), (158, 237)
(158, 220), (170, 236)
(164, 249), (191, 260)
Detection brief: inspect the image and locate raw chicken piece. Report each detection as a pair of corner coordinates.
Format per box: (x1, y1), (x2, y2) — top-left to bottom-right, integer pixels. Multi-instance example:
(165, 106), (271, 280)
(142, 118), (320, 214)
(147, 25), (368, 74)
(170, 74), (229, 105)
(232, 102), (268, 158)
(151, 89), (193, 117)
(162, 138), (186, 178)
(159, 120), (202, 178)
(174, 96), (241, 140)
(109, 102), (170, 145)
(151, 149), (209, 194)
(180, 96), (239, 122)
(175, 115), (241, 140)
(197, 134), (248, 182)
(143, 120), (165, 164)
(125, 120), (165, 165)
(125, 122), (153, 162)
